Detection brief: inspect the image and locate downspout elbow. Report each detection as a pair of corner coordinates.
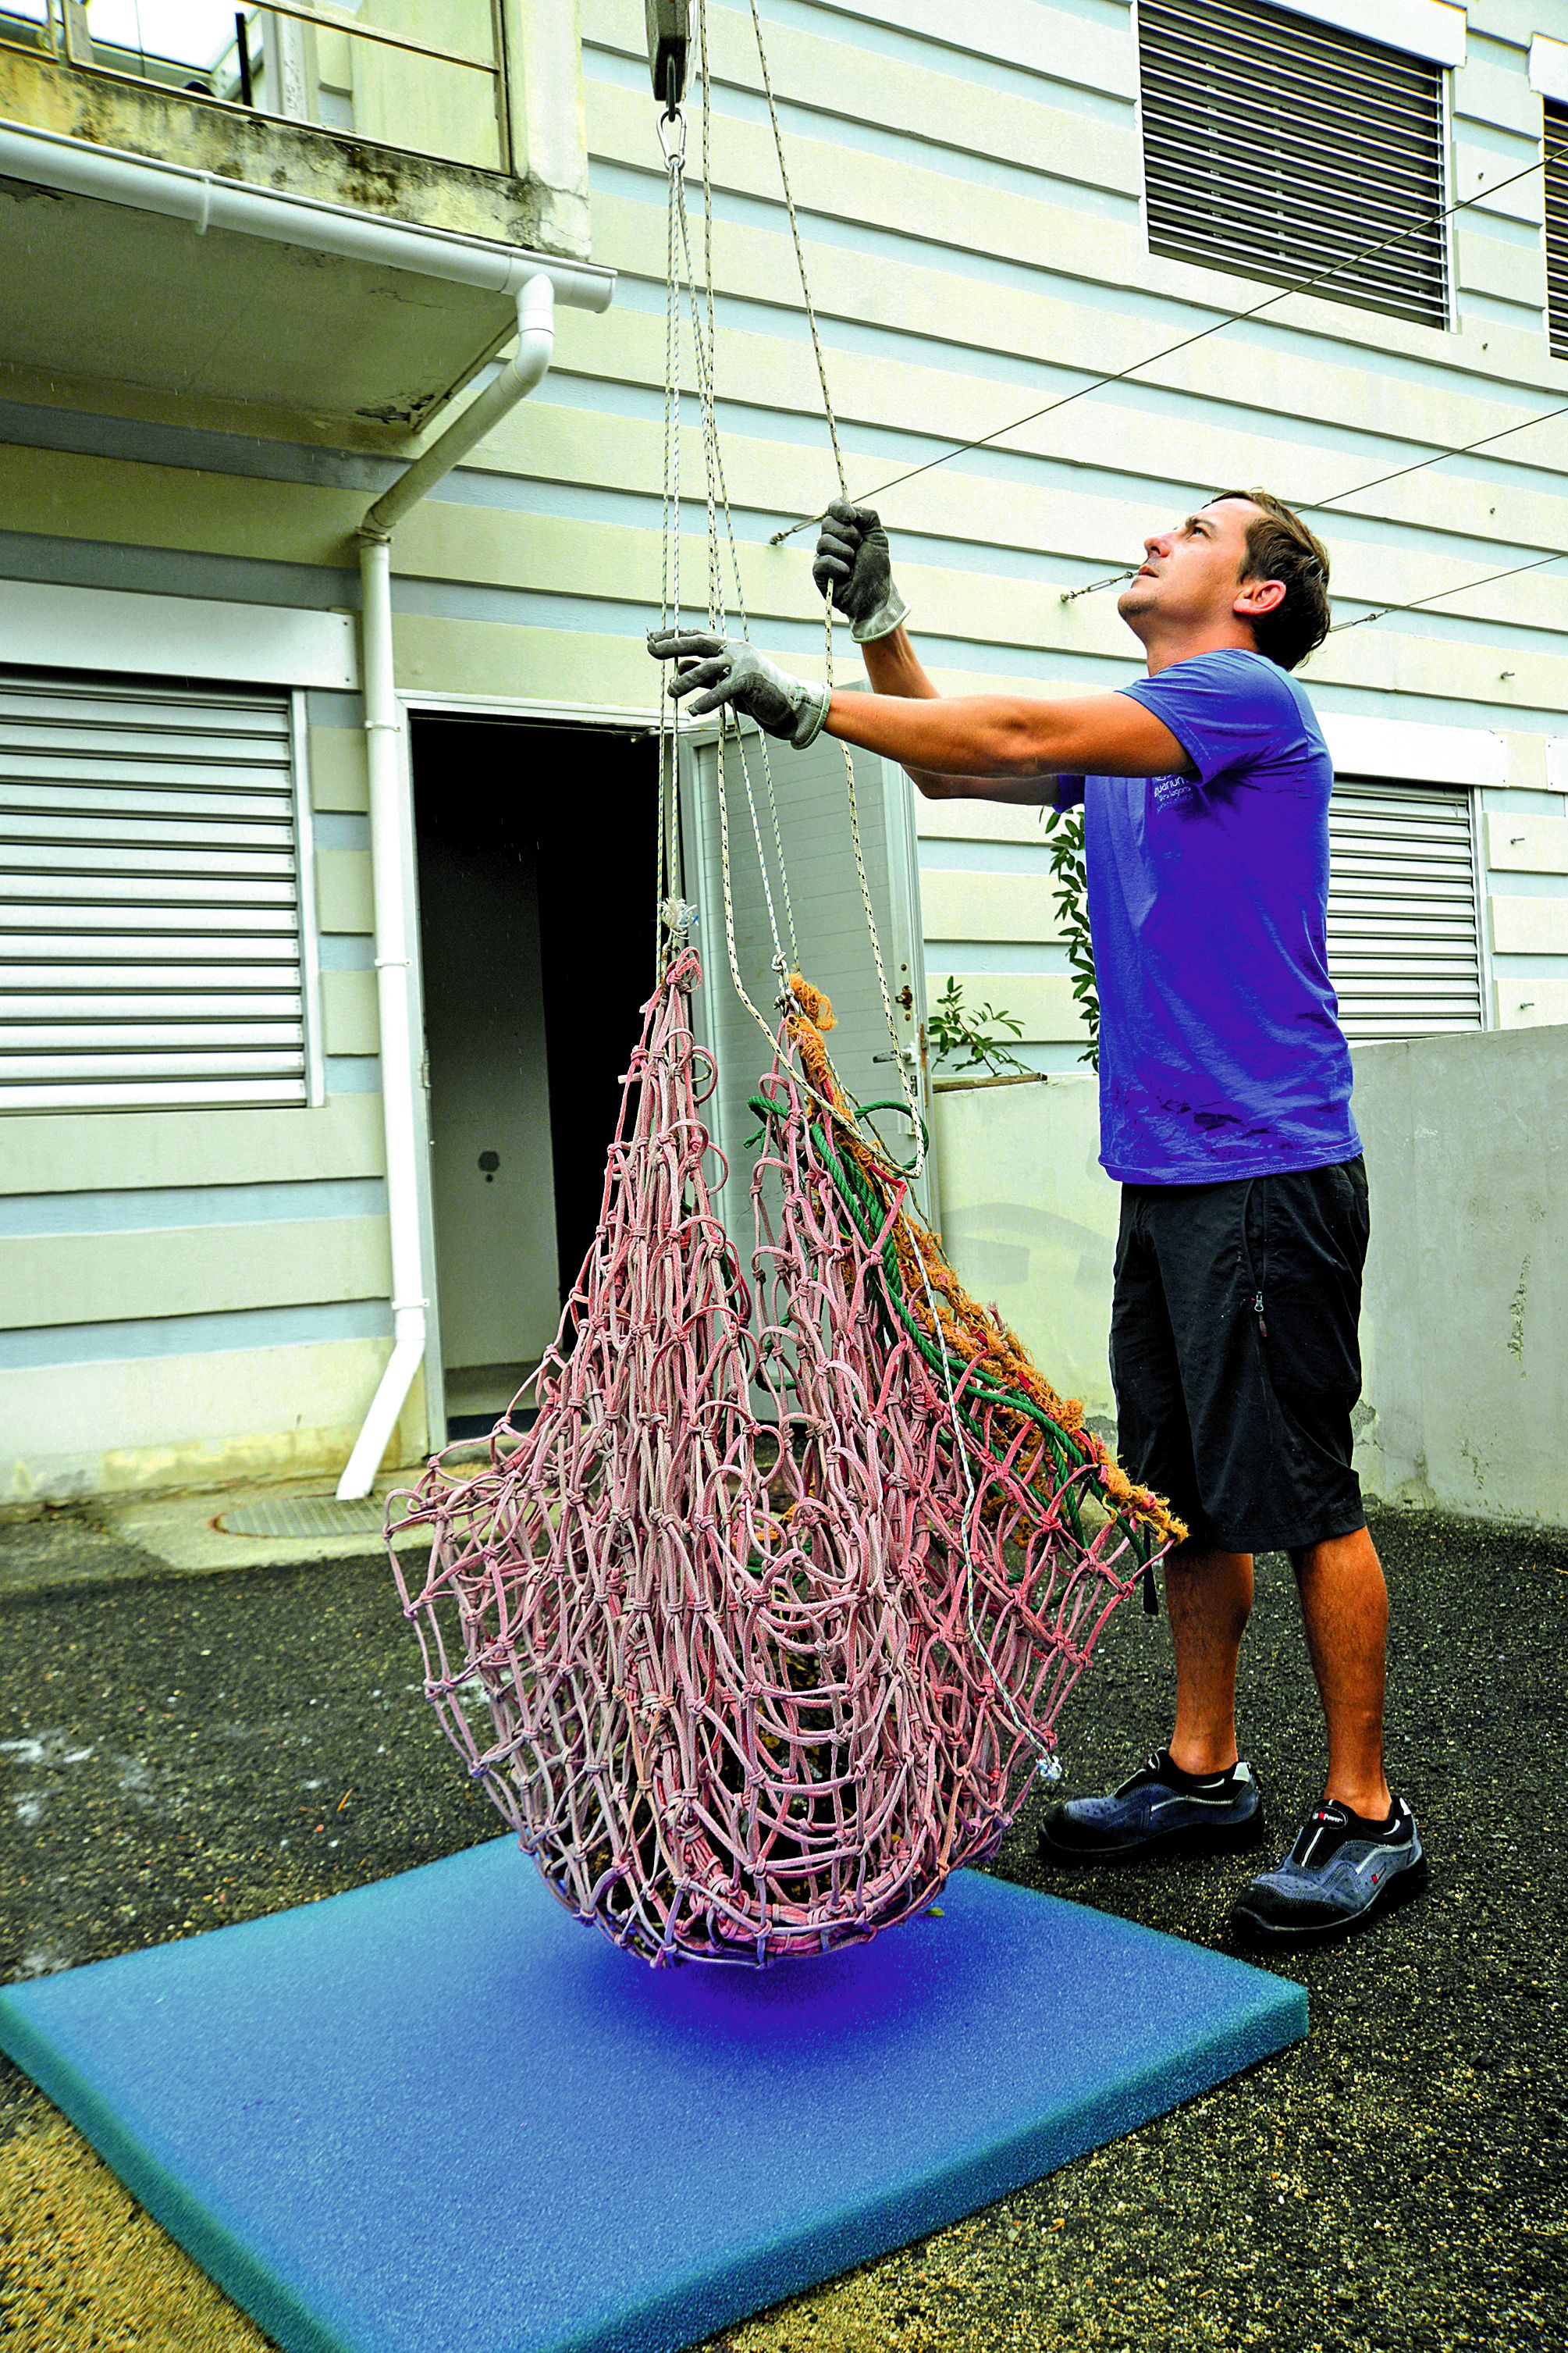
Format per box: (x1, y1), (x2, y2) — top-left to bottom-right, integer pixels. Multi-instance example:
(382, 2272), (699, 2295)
(506, 271), (556, 400)
(361, 276), (556, 540)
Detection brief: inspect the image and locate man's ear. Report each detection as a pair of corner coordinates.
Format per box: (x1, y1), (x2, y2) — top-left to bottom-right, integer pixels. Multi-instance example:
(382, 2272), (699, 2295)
(1234, 576), (1286, 620)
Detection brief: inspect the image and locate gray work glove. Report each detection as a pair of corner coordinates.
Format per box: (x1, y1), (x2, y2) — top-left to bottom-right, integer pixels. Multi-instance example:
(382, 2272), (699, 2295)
(812, 498), (909, 643)
(646, 629), (830, 748)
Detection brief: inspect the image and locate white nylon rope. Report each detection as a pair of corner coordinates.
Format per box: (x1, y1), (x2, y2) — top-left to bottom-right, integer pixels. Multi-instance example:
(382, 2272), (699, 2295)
(660, 9), (914, 1169)
(652, 7), (1088, 1771)
(695, 0), (798, 977)
(655, 101), (687, 977)
(712, 5), (1061, 1762)
(734, 0), (926, 1176)
(665, 101), (788, 1054)
(658, 71), (792, 1031)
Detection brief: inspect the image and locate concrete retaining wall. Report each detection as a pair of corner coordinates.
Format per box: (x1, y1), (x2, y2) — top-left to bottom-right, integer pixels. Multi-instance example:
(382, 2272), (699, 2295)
(931, 1025), (1568, 1531)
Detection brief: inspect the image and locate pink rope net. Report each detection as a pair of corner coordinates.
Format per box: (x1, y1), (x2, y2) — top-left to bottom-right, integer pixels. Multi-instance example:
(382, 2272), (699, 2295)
(388, 951), (1173, 1966)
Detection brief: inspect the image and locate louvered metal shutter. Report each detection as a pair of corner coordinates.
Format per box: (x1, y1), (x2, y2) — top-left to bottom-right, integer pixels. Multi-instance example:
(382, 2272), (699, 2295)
(1137, 0), (1449, 329)
(1327, 780), (1483, 1041)
(1545, 102), (1568, 360)
(0, 670), (315, 1112)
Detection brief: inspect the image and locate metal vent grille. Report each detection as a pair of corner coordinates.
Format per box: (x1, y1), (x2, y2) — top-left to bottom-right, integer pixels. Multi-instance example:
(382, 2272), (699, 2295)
(0, 670), (311, 1113)
(1328, 780), (1483, 1041)
(1137, 0), (1449, 329)
(1545, 103), (1568, 361)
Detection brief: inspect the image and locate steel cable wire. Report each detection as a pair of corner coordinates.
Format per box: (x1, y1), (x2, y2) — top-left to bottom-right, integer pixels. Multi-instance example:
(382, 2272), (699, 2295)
(764, 148), (1565, 544)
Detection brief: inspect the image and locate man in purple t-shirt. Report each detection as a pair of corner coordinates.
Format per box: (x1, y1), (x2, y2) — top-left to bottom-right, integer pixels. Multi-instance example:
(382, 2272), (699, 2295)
(649, 488), (1425, 1947)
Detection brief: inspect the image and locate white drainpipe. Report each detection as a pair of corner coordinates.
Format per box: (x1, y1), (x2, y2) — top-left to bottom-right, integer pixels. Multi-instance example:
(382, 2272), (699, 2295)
(336, 274), (562, 1500)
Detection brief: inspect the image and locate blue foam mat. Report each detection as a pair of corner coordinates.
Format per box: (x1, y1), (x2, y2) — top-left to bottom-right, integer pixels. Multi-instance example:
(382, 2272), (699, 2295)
(0, 1839), (1304, 2353)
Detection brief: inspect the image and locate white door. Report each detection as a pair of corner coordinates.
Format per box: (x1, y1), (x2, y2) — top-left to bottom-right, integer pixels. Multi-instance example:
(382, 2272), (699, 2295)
(680, 722), (937, 1238)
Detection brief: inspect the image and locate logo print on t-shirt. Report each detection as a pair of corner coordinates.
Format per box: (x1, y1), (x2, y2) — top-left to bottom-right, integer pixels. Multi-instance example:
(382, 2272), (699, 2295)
(1151, 772), (1198, 810)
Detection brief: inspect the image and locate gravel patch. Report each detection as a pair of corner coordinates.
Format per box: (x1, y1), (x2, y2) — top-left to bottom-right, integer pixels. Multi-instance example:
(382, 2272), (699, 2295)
(0, 1505), (1563, 2351)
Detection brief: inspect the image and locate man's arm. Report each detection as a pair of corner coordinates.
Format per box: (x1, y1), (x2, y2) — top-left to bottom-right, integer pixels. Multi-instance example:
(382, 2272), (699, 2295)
(860, 630), (1175, 804)
(823, 683), (1189, 785)
(645, 631), (1191, 782)
(859, 627), (1064, 799)
(816, 509), (998, 796)
(808, 497), (1187, 788)
(859, 624), (937, 702)
(857, 625), (996, 797)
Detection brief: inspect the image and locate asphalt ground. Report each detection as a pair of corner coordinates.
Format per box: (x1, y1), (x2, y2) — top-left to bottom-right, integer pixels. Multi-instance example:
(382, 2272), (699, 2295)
(0, 1502), (1564, 2353)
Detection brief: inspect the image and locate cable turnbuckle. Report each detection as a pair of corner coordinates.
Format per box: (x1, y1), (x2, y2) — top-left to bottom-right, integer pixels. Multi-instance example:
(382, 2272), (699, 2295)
(1060, 568), (1140, 605)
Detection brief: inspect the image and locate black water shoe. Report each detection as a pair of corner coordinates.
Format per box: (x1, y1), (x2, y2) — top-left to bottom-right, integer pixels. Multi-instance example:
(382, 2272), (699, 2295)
(1231, 1796), (1426, 1945)
(1038, 1750), (1264, 1864)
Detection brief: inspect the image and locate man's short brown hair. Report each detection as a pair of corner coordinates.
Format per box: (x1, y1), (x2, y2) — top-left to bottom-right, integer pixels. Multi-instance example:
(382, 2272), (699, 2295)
(1211, 489), (1332, 671)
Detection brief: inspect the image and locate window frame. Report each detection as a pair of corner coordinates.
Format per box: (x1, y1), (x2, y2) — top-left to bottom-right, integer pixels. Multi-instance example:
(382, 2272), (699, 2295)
(1131, 0), (1456, 333)
(1542, 95), (1568, 361)
(1325, 774), (1491, 1044)
(0, 667), (325, 1117)
(290, 688), (328, 1110)
(1239, 0), (1464, 68)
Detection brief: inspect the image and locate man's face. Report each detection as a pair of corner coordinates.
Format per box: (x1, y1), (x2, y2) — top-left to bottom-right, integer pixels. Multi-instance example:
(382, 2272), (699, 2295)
(1116, 498), (1262, 639)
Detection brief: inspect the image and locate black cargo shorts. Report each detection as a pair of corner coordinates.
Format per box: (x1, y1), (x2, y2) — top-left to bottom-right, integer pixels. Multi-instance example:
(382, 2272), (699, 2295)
(1109, 1156), (1371, 1556)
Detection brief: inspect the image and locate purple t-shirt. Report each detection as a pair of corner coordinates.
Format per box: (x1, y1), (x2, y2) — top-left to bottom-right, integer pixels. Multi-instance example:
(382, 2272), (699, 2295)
(1059, 647), (1359, 1186)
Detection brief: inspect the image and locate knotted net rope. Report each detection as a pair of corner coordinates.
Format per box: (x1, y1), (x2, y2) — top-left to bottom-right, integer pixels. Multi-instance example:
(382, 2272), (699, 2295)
(388, 952), (1179, 1967)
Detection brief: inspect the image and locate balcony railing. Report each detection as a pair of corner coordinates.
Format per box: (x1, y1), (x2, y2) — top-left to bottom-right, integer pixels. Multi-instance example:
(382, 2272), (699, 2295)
(0, 1), (512, 176)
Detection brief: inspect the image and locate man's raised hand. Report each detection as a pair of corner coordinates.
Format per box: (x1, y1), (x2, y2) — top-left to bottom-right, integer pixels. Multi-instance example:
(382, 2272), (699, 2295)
(646, 630), (830, 749)
(811, 499), (910, 643)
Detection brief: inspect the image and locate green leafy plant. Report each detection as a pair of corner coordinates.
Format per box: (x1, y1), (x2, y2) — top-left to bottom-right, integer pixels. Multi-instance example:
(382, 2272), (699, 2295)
(928, 976), (1029, 1077)
(1044, 805), (1100, 1070)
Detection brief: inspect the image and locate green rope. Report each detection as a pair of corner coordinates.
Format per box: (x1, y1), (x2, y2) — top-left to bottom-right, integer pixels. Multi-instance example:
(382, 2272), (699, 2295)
(746, 1090), (1147, 1561)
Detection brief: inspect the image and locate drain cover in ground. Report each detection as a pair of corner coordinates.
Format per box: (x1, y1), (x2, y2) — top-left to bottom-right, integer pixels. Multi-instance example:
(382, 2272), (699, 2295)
(217, 1495), (386, 1539)
(0, 1839), (1305, 2353)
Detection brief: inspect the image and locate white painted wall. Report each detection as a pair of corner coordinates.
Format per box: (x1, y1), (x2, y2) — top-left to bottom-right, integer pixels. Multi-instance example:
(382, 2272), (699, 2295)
(932, 1072), (1118, 1429)
(1349, 1025), (1568, 1529)
(932, 1026), (1568, 1531)
(0, 1340), (427, 1506)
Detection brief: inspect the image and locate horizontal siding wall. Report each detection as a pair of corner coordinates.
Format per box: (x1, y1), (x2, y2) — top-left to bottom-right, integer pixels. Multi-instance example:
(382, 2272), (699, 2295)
(0, 680), (400, 1500)
(404, 0), (1568, 1070)
(4, 0), (1568, 1497)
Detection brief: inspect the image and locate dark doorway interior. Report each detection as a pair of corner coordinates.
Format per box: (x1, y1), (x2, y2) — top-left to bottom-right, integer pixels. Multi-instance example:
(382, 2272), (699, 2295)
(412, 718), (659, 1436)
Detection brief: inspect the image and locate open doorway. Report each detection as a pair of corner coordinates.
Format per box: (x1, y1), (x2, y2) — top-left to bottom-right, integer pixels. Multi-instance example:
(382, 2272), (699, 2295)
(411, 717), (659, 1438)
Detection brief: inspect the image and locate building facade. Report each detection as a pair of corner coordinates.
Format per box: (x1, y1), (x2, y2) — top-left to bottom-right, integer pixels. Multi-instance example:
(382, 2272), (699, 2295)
(3, 0), (1567, 1504)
